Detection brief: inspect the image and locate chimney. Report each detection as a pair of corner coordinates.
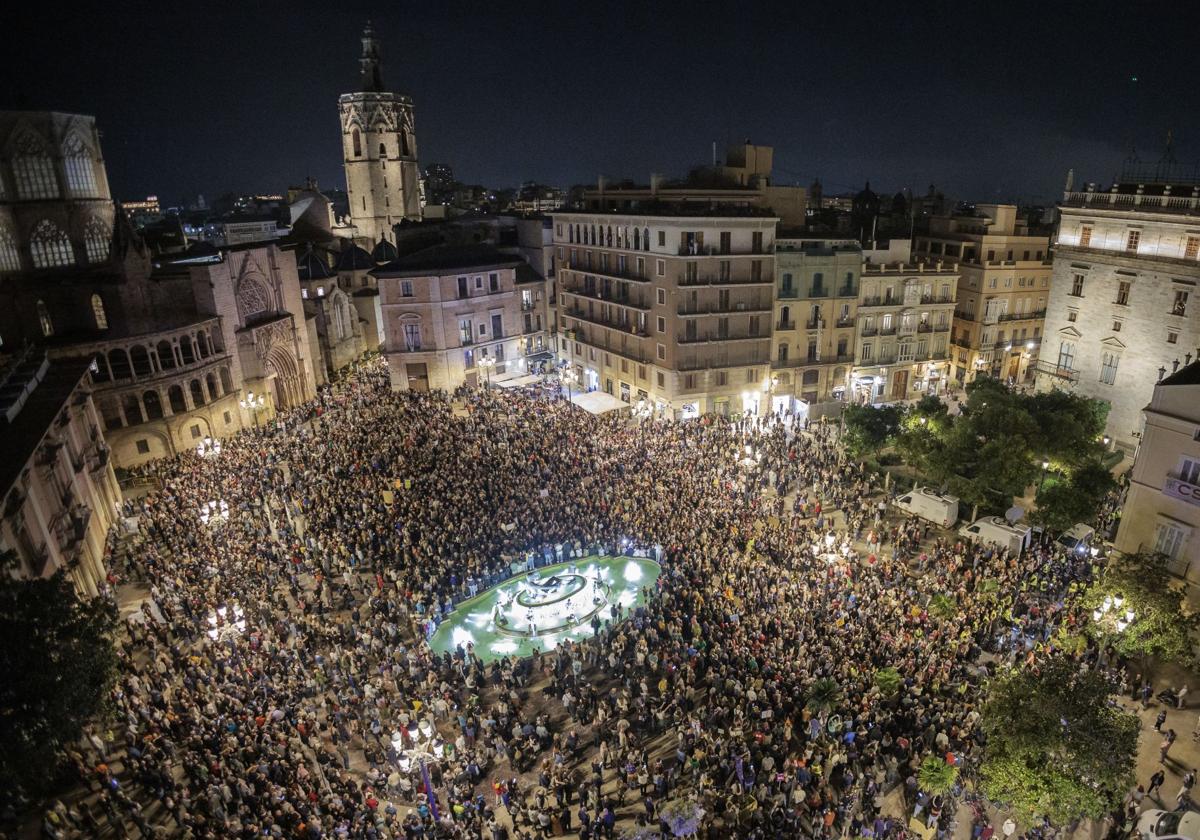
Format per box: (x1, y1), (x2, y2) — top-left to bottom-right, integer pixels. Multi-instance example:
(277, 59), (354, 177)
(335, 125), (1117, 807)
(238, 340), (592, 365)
(1064, 168), (1075, 193)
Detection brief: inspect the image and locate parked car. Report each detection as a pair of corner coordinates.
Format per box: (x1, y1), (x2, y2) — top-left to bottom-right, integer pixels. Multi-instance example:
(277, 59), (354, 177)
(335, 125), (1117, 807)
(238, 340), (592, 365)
(1056, 523), (1097, 555)
(1137, 809), (1200, 840)
(892, 487), (959, 528)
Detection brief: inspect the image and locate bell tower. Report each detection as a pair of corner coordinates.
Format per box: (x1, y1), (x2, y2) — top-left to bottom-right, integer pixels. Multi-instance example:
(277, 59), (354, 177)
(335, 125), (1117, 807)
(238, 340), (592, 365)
(338, 22), (422, 245)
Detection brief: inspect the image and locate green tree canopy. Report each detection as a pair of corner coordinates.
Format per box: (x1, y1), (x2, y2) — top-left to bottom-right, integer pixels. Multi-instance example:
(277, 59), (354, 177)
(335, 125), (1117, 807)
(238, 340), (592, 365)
(979, 657), (1138, 824)
(0, 553), (118, 799)
(1085, 553), (1199, 662)
(842, 404), (904, 459)
(1032, 461), (1117, 533)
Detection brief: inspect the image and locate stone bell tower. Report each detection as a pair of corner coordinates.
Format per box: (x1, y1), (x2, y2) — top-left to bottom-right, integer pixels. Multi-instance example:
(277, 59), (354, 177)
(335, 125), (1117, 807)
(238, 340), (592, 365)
(338, 22), (422, 245)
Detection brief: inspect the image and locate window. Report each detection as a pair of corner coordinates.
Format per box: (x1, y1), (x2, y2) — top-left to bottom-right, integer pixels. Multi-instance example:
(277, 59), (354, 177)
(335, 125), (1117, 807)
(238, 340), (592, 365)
(988, 277), (997, 289)
(1173, 290), (1189, 317)
(656, 371), (665, 387)
(30, 219), (74, 268)
(657, 343), (666, 361)
(1056, 341), (1074, 371)
(1099, 352), (1119, 385)
(1186, 236), (1200, 260)
(475, 276), (483, 289)
(62, 133), (97, 196)
(1070, 273), (1084, 296)
(1067, 310), (1077, 323)
(223, 411), (231, 424)
(0, 225), (20, 272)
(1114, 280), (1130, 305)
(715, 371), (727, 386)
(656, 259), (665, 277)
(1154, 521), (1188, 560)
(401, 280), (413, 297)
(656, 288), (665, 306)
(36, 300), (53, 336)
(1178, 458), (1200, 485)
(316, 286), (325, 297)
(135, 439), (150, 455)
(352, 128), (362, 156)
(489, 272), (499, 292)
(657, 231), (665, 247)
(1168, 331), (1179, 344)
(861, 342), (872, 361)
(656, 316), (666, 333)
(464, 349), (474, 369)
(91, 294), (108, 330)
(457, 277), (468, 298)
(1126, 230), (1140, 252)
(13, 132), (58, 199)
(403, 324), (421, 351)
(190, 424), (202, 440)
(1078, 225), (1092, 247)
(84, 218), (110, 263)
(1112, 320), (1121, 332)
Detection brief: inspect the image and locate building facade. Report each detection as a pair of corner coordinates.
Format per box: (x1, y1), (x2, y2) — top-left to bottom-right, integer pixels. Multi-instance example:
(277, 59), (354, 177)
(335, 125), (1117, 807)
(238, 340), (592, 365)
(376, 245), (549, 390)
(851, 258), (958, 403)
(339, 23), (422, 244)
(772, 236), (860, 416)
(1035, 177), (1200, 451)
(552, 208), (777, 418)
(914, 204), (1052, 385)
(0, 352), (121, 597)
(1115, 361), (1200, 580)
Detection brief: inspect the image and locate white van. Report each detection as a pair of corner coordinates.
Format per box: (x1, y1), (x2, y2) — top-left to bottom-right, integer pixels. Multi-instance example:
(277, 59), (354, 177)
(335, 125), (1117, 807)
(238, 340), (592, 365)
(893, 487), (959, 528)
(1138, 810), (1200, 840)
(958, 516), (1032, 555)
(1056, 523), (1096, 555)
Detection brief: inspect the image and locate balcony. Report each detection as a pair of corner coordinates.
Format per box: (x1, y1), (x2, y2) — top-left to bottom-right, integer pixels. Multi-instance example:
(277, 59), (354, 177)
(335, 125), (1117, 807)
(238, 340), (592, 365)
(677, 331), (767, 345)
(916, 323), (933, 333)
(805, 318), (825, 330)
(676, 244), (768, 257)
(777, 287), (798, 299)
(569, 330), (653, 366)
(809, 286), (828, 298)
(565, 308), (648, 337)
(997, 309), (1047, 322)
(920, 294), (955, 304)
(563, 287), (652, 310)
(860, 326), (878, 337)
(776, 320), (796, 330)
(859, 296), (899, 308)
(564, 261), (651, 284)
(879, 326), (897, 336)
(676, 303), (772, 316)
(837, 285), (857, 298)
(678, 273), (771, 288)
(1035, 360), (1078, 381)
(1062, 188), (1200, 215)
(835, 317), (854, 328)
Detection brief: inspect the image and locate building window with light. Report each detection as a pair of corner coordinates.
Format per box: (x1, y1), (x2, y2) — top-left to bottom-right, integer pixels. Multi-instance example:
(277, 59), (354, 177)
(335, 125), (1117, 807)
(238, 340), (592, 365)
(91, 293), (108, 329)
(30, 219), (74, 268)
(13, 133), (58, 199)
(1099, 352), (1119, 385)
(1125, 230), (1140, 253)
(62, 134), (97, 196)
(1056, 341), (1074, 372)
(0, 225), (20, 272)
(84, 217), (110, 263)
(403, 324), (421, 351)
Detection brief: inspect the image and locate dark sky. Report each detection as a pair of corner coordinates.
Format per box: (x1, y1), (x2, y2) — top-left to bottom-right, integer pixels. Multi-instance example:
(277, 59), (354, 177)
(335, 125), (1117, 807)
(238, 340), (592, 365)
(3, 0), (1197, 207)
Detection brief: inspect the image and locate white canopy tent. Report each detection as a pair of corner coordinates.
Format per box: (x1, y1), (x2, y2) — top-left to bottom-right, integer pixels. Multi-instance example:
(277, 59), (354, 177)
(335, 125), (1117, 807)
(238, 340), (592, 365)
(571, 390), (630, 416)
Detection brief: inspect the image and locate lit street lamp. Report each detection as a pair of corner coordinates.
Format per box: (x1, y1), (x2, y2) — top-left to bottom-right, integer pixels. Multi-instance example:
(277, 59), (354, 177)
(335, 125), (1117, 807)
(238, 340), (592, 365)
(1039, 459), (1050, 489)
(196, 436), (222, 457)
(479, 356), (496, 387)
(239, 390), (266, 427)
(562, 367), (578, 403)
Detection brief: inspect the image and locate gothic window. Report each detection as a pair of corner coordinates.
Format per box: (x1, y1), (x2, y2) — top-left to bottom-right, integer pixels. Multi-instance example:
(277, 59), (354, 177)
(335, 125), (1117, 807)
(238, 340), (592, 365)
(379, 142), (387, 158)
(84, 217), (110, 263)
(36, 300), (53, 336)
(0, 225), (19, 272)
(30, 219), (74, 268)
(643, 228), (650, 251)
(91, 294), (108, 330)
(633, 228), (640, 250)
(400, 132), (410, 156)
(12, 132), (58, 199)
(62, 133), (97, 196)
(352, 128), (362, 157)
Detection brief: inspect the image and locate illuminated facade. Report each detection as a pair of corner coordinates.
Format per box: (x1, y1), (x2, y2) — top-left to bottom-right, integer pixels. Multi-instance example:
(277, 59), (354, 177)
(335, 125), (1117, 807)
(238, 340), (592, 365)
(339, 23), (422, 245)
(1036, 175), (1200, 450)
(914, 204), (1052, 385)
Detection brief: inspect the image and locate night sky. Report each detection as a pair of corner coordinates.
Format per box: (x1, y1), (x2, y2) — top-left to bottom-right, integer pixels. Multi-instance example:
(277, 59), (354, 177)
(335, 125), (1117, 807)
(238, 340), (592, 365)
(3, 0), (1197, 207)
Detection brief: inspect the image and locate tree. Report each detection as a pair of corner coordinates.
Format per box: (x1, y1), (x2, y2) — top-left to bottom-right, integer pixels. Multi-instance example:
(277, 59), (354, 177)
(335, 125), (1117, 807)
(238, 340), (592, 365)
(927, 593), (957, 620)
(1026, 389), (1109, 466)
(893, 397), (949, 475)
(1085, 553), (1199, 663)
(0, 552), (118, 799)
(979, 657), (1138, 824)
(806, 677), (842, 714)
(874, 666), (902, 699)
(918, 754), (959, 796)
(842, 404), (904, 459)
(1032, 461), (1117, 533)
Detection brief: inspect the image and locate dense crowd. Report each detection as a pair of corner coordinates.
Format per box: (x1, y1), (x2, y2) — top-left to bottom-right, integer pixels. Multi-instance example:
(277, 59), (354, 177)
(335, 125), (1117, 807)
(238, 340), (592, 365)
(41, 358), (1108, 839)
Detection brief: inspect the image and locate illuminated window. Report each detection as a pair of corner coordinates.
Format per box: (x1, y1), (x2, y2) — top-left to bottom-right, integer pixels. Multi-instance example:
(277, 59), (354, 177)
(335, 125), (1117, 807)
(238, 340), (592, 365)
(62, 134), (97, 196)
(352, 128), (362, 157)
(13, 133), (58, 199)
(0, 226), (19, 272)
(1186, 236), (1199, 260)
(30, 219), (74, 268)
(1078, 225), (1092, 247)
(91, 294), (108, 329)
(1126, 230), (1140, 253)
(36, 300), (53, 336)
(1099, 352), (1119, 385)
(1070, 273), (1084, 296)
(84, 217), (110, 263)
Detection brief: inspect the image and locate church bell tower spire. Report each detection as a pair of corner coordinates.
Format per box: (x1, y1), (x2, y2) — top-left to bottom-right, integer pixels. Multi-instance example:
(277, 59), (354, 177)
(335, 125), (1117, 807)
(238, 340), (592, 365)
(358, 21), (385, 92)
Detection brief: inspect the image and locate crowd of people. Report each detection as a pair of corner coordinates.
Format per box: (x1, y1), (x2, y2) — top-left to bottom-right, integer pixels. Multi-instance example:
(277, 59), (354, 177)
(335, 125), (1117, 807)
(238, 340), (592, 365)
(37, 358), (1120, 839)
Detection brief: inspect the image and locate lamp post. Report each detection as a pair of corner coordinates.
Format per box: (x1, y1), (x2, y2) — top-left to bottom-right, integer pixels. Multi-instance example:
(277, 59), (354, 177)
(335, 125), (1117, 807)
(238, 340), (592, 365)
(563, 368), (578, 403)
(479, 356), (495, 387)
(196, 436), (222, 458)
(239, 391), (266, 427)
(1039, 459), (1050, 489)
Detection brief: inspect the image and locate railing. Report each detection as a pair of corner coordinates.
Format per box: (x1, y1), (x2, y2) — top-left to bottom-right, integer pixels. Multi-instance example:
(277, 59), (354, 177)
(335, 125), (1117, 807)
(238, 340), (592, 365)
(565, 308), (648, 337)
(917, 323), (933, 333)
(997, 309), (1047, 322)
(805, 318), (825, 329)
(1035, 361), (1078, 381)
(951, 336), (971, 349)
(567, 329), (653, 366)
(954, 309), (976, 322)
(776, 321), (796, 330)
(863, 259), (959, 274)
(859, 296), (898, 308)
(835, 317), (854, 328)
(860, 326), (878, 337)
(809, 286), (828, 298)
(676, 245), (767, 257)
(1062, 189), (1200, 214)
(677, 333), (766, 344)
(676, 304), (772, 316)
(837, 285), (857, 297)
(777, 288), (798, 299)
(563, 287), (652, 310)
(880, 326), (897, 336)
(678, 273), (771, 287)
(564, 262), (651, 284)
(920, 294), (955, 304)
(933, 323), (950, 332)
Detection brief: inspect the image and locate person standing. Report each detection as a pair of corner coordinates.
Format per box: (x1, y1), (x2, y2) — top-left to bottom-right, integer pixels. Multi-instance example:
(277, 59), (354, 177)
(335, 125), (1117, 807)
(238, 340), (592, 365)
(1178, 683), (1190, 709)
(1155, 709), (1168, 732)
(1161, 729), (1177, 763)
(1147, 769), (1166, 799)
(1176, 768), (1196, 807)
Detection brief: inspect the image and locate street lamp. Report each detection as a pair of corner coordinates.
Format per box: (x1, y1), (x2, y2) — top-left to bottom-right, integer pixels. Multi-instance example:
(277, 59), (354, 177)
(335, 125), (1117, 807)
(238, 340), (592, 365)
(478, 356), (495, 387)
(239, 391), (266, 427)
(196, 436), (221, 457)
(1039, 459), (1050, 489)
(562, 367), (578, 403)
(199, 499), (229, 527)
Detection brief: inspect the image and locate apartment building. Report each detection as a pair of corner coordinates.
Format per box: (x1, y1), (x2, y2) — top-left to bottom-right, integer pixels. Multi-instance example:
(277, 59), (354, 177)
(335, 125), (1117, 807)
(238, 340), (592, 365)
(551, 209), (777, 418)
(772, 236), (861, 416)
(851, 257), (958, 403)
(914, 204), (1052, 385)
(1036, 173), (1200, 451)
(1115, 360), (1200, 579)
(375, 244), (551, 390)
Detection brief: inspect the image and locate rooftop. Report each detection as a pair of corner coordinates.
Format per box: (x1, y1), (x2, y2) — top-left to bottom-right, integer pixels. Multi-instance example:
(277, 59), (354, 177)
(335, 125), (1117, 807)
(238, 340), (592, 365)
(372, 244), (522, 276)
(0, 352), (94, 497)
(1159, 359), (1200, 387)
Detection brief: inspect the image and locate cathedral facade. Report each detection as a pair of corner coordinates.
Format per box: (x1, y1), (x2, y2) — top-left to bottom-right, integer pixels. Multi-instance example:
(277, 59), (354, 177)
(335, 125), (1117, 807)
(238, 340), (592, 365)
(338, 23), (422, 245)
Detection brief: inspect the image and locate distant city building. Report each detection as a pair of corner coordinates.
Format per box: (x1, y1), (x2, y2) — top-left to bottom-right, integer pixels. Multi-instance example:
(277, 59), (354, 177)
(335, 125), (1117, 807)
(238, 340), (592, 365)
(122, 195), (162, 228)
(1115, 360), (1200, 578)
(1036, 169), (1200, 451)
(914, 204), (1053, 385)
(339, 23), (421, 244)
(509, 183), (565, 215)
(0, 350), (120, 597)
(375, 244), (551, 390)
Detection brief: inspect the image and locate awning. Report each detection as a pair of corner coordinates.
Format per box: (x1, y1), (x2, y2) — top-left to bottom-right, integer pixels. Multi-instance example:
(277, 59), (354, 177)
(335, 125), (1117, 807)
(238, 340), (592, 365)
(571, 390), (630, 415)
(496, 374), (542, 389)
(526, 351), (554, 362)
